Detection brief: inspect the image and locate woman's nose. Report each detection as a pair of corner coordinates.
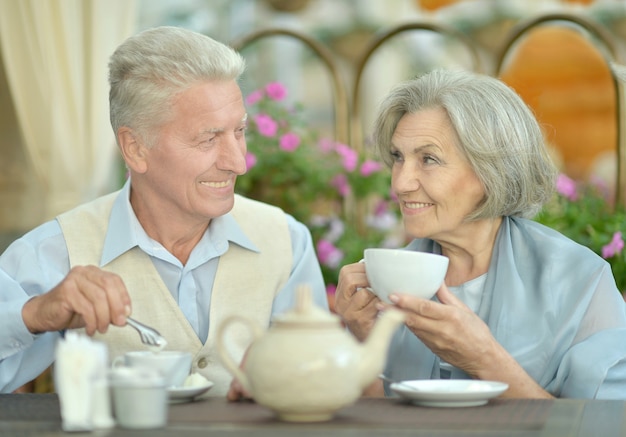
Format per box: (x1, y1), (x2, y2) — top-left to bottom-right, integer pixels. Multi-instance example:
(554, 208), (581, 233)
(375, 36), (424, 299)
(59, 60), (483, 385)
(393, 165), (420, 192)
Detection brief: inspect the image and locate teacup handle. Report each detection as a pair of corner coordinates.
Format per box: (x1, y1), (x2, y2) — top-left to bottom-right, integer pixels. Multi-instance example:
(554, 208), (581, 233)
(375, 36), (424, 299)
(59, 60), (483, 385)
(111, 356), (125, 368)
(215, 315), (263, 395)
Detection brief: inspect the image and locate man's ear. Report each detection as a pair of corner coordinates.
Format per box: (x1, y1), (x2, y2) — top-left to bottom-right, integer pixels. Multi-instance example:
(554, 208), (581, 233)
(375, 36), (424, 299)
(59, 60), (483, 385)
(118, 127), (148, 173)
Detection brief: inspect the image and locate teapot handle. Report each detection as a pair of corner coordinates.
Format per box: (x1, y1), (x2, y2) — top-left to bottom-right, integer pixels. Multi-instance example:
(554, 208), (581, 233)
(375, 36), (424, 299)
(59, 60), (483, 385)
(215, 315), (263, 395)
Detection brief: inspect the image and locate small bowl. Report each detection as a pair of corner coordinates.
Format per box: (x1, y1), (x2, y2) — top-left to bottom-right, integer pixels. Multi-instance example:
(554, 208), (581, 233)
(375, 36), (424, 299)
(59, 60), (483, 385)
(364, 248), (449, 303)
(109, 367), (168, 429)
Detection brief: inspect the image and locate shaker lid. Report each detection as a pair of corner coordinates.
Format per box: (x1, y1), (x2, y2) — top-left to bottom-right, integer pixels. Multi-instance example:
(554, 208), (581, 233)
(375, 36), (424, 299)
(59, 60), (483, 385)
(109, 366), (166, 388)
(272, 285), (341, 327)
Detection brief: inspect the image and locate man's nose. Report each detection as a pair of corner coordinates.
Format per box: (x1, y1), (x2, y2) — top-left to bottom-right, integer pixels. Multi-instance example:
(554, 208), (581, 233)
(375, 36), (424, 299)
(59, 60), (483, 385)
(218, 136), (247, 175)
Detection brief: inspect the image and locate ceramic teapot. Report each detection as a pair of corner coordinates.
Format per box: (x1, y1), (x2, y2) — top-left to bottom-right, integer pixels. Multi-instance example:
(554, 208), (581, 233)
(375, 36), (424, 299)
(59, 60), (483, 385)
(216, 285), (405, 422)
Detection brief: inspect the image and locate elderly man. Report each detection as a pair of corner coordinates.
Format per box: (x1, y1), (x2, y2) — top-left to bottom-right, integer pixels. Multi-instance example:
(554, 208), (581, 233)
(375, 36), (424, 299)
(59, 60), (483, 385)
(0, 26), (328, 396)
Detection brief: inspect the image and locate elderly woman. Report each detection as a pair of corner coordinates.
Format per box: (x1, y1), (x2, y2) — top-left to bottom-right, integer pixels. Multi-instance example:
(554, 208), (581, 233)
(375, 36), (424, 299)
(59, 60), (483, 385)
(335, 69), (626, 399)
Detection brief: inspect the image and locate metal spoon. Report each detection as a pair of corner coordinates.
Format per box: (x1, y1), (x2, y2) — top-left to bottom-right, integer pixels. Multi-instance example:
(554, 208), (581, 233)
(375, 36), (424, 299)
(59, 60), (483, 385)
(126, 317), (167, 349)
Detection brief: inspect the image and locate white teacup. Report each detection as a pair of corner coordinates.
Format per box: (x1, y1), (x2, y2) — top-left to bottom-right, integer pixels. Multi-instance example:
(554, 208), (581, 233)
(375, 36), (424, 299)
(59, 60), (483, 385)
(112, 350), (192, 388)
(364, 248), (449, 303)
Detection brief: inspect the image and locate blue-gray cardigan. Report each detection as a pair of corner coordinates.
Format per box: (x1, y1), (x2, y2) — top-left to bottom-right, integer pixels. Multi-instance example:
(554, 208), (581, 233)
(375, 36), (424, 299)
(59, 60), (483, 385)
(384, 216), (626, 399)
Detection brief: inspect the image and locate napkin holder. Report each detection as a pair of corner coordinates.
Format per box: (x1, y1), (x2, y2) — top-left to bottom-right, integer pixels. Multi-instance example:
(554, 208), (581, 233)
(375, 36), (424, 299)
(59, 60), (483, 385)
(54, 331), (114, 431)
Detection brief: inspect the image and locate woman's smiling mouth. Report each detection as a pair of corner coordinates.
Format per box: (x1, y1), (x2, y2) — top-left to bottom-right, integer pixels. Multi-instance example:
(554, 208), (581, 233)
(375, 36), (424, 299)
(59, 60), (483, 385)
(404, 201), (433, 210)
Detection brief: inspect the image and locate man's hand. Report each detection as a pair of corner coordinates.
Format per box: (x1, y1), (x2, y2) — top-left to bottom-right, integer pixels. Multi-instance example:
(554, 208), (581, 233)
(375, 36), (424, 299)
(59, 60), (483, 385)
(22, 265), (131, 335)
(226, 349), (253, 402)
(226, 377), (253, 402)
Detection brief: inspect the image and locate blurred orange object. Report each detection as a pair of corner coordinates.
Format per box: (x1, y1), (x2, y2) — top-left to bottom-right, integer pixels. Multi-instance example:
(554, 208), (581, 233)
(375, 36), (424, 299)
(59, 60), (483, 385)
(415, 0), (460, 12)
(500, 26), (616, 181)
(561, 0), (595, 4)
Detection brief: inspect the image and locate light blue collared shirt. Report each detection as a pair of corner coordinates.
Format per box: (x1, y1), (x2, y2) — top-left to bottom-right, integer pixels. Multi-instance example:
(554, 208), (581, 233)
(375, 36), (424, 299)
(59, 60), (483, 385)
(0, 181), (327, 393)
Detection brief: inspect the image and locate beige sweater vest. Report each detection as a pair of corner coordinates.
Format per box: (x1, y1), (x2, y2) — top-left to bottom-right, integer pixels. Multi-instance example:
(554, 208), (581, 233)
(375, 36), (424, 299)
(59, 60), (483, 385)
(57, 192), (292, 396)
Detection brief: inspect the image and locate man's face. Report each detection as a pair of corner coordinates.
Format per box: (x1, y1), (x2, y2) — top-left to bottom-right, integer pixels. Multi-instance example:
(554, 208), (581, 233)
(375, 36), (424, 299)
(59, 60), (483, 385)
(133, 80), (248, 227)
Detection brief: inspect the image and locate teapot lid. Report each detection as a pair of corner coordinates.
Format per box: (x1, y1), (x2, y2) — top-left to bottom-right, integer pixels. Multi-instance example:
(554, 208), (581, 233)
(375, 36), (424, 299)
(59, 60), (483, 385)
(272, 285), (341, 327)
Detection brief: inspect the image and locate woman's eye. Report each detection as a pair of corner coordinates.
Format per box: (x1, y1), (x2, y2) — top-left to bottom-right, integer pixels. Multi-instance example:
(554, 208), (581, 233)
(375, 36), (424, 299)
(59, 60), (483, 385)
(423, 154), (439, 165)
(390, 150), (403, 162)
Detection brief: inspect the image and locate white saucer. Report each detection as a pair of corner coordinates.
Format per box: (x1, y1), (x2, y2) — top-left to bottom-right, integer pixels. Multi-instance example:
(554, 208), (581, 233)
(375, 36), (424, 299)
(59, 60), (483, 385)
(167, 381), (214, 403)
(390, 380), (508, 408)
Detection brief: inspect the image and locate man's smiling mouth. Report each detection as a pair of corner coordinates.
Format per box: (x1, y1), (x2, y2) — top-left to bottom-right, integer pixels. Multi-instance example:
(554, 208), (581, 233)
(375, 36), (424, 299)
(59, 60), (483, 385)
(200, 181), (230, 188)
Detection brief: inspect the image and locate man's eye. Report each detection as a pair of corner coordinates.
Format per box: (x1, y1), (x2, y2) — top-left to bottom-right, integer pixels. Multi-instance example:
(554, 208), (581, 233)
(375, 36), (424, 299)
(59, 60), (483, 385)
(197, 138), (215, 149)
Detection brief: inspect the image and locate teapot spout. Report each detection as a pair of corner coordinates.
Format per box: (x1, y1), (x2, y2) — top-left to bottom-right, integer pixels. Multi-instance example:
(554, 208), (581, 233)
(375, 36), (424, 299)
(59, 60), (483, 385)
(357, 308), (406, 390)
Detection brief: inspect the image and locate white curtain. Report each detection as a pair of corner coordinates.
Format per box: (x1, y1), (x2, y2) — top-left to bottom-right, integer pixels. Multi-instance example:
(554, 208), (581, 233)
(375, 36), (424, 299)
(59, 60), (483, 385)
(0, 0), (137, 220)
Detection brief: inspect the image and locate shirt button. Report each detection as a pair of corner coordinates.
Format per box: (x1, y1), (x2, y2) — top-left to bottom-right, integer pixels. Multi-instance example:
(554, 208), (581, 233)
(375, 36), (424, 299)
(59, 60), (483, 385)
(197, 357), (208, 369)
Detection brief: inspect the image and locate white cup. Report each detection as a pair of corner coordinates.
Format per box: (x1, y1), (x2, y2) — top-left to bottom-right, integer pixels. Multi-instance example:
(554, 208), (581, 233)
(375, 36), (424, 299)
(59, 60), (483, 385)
(364, 248), (449, 303)
(112, 350), (192, 388)
(109, 367), (168, 429)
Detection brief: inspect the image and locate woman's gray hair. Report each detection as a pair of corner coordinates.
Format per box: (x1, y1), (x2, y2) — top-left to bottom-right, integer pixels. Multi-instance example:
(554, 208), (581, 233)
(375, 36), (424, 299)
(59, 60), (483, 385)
(109, 26), (246, 147)
(372, 69), (557, 220)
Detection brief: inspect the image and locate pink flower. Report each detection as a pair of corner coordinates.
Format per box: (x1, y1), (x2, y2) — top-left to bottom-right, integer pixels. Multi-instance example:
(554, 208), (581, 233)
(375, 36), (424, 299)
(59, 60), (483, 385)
(389, 188), (398, 203)
(556, 173), (578, 201)
(265, 82), (287, 101)
(245, 152), (257, 170)
(331, 174), (351, 197)
(279, 132), (301, 151)
(335, 143), (358, 172)
(589, 175), (612, 202)
(318, 138), (335, 153)
(360, 160), (382, 176)
(374, 199), (389, 216)
(253, 114), (278, 137)
(316, 239), (344, 268)
(245, 89), (263, 106)
(326, 283), (337, 296)
(602, 232), (624, 259)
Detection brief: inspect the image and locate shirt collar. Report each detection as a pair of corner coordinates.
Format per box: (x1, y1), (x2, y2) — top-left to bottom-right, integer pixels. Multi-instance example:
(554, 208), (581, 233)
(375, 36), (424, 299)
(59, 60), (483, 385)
(100, 180), (258, 266)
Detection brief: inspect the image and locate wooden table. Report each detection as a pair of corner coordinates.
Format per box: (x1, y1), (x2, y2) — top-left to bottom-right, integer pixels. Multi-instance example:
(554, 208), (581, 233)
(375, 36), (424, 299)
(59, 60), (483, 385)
(1, 394), (624, 436)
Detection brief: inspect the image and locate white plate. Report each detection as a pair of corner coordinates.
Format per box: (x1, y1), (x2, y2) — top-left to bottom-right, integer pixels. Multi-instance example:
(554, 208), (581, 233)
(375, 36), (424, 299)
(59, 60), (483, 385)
(390, 380), (508, 407)
(167, 381), (214, 403)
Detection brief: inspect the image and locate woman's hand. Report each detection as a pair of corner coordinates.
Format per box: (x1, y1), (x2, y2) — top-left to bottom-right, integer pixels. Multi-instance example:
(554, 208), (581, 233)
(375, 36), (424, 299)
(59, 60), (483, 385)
(382, 284), (553, 398)
(334, 262), (380, 342)
(385, 283), (497, 376)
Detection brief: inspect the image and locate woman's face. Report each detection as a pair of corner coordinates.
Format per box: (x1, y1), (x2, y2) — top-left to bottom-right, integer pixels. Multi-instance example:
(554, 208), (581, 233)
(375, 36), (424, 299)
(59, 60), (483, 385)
(390, 107), (485, 243)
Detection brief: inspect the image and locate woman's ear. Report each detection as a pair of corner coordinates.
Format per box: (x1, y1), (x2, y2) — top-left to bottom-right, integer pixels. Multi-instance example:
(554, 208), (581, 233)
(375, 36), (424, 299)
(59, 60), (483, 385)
(118, 127), (148, 173)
